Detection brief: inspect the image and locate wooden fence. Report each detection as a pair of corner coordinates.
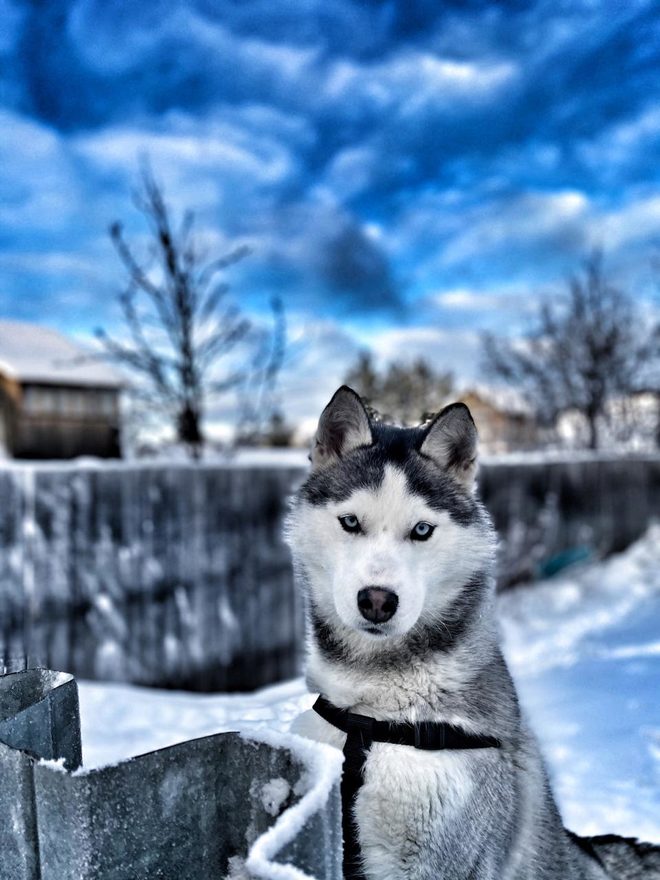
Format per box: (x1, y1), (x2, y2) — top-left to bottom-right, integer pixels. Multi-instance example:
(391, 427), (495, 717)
(0, 456), (658, 691)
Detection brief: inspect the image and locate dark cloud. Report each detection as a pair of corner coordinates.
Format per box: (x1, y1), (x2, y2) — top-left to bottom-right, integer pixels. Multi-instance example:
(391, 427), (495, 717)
(6, 1), (657, 150)
(3, 0), (658, 233)
(241, 203), (404, 317)
(314, 221), (402, 314)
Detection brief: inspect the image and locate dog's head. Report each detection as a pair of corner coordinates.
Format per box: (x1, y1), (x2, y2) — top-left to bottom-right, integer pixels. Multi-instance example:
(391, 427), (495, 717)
(286, 386), (495, 654)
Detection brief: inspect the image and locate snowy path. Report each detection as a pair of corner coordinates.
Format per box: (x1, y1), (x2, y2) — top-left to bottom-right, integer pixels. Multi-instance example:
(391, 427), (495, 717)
(79, 526), (660, 843)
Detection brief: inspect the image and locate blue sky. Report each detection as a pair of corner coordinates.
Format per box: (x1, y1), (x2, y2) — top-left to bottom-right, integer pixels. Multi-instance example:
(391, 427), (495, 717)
(1, 0), (660, 432)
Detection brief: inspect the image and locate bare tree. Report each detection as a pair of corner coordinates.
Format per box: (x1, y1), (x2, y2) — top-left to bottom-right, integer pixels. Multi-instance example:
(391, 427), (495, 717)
(344, 351), (453, 425)
(233, 295), (288, 445)
(97, 167), (281, 458)
(483, 252), (659, 450)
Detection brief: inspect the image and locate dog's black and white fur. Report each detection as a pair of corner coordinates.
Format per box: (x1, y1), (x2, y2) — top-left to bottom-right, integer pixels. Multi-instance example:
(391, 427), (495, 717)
(287, 386), (660, 880)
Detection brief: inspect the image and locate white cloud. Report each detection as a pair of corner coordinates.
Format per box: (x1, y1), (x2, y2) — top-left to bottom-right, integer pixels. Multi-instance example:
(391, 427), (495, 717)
(441, 189), (590, 267)
(322, 146), (380, 201)
(359, 325), (484, 384)
(324, 50), (517, 113)
(595, 194), (660, 249)
(201, 314), (361, 440)
(0, 250), (103, 277)
(73, 113), (298, 190)
(201, 312), (509, 440)
(432, 286), (535, 313)
(201, 319), (491, 439)
(578, 104), (660, 172)
(0, 110), (84, 232)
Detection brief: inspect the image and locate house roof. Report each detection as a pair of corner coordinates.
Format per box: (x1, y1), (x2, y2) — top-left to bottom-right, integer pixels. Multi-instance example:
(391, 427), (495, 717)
(0, 320), (123, 389)
(457, 383), (532, 416)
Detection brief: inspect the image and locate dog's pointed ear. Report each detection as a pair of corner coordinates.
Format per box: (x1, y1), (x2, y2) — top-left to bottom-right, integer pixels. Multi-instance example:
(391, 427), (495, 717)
(311, 386), (372, 469)
(420, 402), (478, 489)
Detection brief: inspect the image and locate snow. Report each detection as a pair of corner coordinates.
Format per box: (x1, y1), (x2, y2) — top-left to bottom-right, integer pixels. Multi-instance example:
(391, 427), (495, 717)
(482, 449), (660, 465)
(78, 676), (313, 769)
(241, 729), (342, 880)
(0, 319), (121, 387)
(0, 448), (310, 470)
(209, 448), (310, 468)
(37, 757), (68, 773)
(258, 778), (292, 817)
(77, 525), (660, 846)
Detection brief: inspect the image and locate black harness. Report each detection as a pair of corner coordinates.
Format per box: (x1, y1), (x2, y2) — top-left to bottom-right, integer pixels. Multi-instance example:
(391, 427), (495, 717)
(313, 695), (502, 880)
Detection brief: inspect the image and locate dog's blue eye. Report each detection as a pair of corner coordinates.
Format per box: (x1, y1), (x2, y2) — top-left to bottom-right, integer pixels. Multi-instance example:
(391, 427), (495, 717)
(411, 521), (434, 541)
(339, 514), (361, 534)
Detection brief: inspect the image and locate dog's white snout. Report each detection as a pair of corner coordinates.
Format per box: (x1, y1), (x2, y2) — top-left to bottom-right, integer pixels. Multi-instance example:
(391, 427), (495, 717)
(364, 553), (401, 584)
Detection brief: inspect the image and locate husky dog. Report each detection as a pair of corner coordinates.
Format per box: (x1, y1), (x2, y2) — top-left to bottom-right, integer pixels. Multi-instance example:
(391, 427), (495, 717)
(287, 386), (660, 880)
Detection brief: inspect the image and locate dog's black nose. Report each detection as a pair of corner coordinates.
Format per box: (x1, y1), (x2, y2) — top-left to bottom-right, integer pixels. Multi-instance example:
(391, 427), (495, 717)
(357, 587), (399, 624)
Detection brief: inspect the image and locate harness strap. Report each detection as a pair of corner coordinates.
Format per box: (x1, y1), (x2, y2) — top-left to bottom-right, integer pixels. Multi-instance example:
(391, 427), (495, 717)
(313, 695), (501, 880)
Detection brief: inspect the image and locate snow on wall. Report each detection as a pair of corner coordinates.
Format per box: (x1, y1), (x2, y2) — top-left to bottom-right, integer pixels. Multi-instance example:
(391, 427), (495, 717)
(0, 456), (658, 690)
(242, 729), (343, 880)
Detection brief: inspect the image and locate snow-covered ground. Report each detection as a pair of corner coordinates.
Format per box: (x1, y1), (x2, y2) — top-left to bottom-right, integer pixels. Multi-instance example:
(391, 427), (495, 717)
(79, 525), (660, 843)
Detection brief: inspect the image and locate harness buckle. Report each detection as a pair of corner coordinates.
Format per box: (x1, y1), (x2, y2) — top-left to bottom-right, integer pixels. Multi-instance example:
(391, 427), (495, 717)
(414, 721), (445, 750)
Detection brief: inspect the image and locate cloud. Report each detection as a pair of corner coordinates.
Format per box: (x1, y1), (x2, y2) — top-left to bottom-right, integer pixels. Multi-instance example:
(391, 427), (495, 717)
(322, 50), (517, 118)
(359, 325), (485, 384)
(236, 197), (405, 316)
(576, 103), (660, 186)
(2, 0), (660, 422)
(0, 110), (84, 234)
(311, 220), (402, 314)
(441, 190), (590, 267)
(223, 315), (362, 438)
(72, 111), (302, 225)
(595, 194), (660, 250)
(431, 286), (538, 314)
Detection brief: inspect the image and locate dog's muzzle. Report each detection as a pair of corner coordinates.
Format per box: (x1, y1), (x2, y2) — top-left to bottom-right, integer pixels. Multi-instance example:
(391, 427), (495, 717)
(357, 586), (398, 623)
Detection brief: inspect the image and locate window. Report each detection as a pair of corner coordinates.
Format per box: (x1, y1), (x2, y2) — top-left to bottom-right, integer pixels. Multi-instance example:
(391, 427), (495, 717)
(22, 386), (59, 415)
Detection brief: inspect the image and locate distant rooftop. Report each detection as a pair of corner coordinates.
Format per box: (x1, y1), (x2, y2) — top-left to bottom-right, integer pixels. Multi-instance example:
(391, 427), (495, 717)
(0, 320), (122, 388)
(457, 383), (532, 416)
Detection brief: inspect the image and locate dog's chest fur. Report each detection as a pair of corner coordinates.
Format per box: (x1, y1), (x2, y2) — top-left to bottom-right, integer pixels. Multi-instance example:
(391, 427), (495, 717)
(293, 706), (516, 880)
(293, 650), (521, 880)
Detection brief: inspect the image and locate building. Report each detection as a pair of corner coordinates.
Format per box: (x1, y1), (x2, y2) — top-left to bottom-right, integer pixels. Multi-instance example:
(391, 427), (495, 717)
(0, 320), (123, 459)
(459, 387), (540, 453)
(557, 391), (660, 451)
